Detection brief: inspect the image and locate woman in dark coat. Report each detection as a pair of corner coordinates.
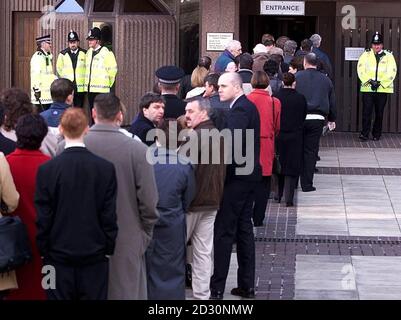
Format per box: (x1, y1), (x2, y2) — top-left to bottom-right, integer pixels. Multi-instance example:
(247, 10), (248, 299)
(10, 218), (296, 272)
(274, 73), (307, 206)
(146, 119), (196, 300)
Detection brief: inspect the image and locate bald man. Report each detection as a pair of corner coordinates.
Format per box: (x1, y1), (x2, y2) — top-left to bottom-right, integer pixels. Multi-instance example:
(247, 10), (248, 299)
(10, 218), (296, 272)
(210, 72), (262, 300)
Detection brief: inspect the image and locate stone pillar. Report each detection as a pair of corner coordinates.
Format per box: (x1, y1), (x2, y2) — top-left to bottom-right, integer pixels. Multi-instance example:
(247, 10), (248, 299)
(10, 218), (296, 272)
(200, 0), (240, 68)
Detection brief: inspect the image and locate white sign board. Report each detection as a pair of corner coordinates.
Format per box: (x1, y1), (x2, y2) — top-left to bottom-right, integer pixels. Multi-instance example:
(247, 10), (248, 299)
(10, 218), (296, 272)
(345, 47), (365, 61)
(261, 1), (305, 15)
(207, 33), (234, 51)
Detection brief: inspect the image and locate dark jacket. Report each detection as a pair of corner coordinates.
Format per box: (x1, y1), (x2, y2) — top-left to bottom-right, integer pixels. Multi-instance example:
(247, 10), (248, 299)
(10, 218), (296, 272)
(179, 74), (193, 99)
(295, 68), (336, 121)
(274, 88), (307, 176)
(209, 93), (230, 110)
(238, 69), (253, 83)
(35, 147), (118, 266)
(209, 93), (230, 130)
(225, 95), (262, 182)
(40, 102), (69, 127)
(129, 113), (156, 146)
(214, 50), (236, 73)
(163, 94), (187, 119)
(147, 148), (195, 300)
(313, 47), (333, 80)
(187, 120), (226, 212)
(0, 132), (16, 155)
(269, 75), (283, 96)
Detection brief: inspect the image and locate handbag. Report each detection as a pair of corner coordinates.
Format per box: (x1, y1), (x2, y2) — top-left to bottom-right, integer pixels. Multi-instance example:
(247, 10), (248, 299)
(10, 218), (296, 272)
(0, 215), (33, 273)
(271, 97), (281, 175)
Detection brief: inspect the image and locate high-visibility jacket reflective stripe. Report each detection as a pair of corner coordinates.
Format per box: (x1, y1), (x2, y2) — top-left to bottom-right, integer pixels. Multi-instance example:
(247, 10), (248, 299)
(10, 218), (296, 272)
(84, 47), (118, 93)
(56, 49), (87, 93)
(30, 51), (58, 104)
(357, 49), (397, 93)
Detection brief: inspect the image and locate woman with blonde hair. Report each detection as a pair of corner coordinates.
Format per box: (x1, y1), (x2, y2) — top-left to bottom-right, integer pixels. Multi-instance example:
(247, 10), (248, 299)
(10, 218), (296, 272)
(186, 64), (210, 99)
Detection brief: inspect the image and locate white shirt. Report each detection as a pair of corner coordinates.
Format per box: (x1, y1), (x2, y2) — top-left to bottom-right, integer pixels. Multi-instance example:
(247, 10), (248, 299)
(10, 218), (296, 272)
(65, 142), (85, 149)
(230, 94), (244, 109)
(70, 49), (78, 55)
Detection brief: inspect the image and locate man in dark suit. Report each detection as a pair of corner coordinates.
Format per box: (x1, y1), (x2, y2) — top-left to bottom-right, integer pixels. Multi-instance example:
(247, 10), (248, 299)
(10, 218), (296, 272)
(210, 72), (262, 300)
(35, 108), (118, 300)
(156, 65), (186, 119)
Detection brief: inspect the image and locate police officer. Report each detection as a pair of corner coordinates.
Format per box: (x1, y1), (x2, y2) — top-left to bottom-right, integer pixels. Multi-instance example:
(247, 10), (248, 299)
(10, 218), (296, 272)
(357, 32), (397, 141)
(155, 65), (186, 119)
(31, 35), (57, 110)
(56, 31), (87, 108)
(85, 27), (118, 111)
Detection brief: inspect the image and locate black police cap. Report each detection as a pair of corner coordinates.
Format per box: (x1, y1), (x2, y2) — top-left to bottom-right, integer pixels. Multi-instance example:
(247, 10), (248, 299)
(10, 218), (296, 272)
(68, 30), (79, 42)
(372, 32), (383, 44)
(156, 66), (185, 85)
(87, 27), (101, 40)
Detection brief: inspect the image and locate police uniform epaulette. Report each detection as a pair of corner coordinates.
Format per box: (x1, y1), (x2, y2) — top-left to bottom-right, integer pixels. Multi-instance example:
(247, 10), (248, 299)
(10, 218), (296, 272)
(36, 51), (44, 56)
(80, 48), (87, 54)
(60, 48), (69, 55)
(365, 48), (371, 52)
(385, 49), (393, 54)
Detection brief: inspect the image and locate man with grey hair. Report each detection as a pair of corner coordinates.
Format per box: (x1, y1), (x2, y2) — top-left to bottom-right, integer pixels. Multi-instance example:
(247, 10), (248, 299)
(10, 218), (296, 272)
(310, 33), (333, 79)
(283, 40), (298, 72)
(214, 40), (242, 73)
(296, 53), (336, 192)
(184, 96), (226, 300)
(210, 72), (262, 300)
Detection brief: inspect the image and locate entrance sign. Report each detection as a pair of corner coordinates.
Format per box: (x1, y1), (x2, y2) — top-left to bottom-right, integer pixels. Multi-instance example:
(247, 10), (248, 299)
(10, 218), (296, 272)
(345, 47), (365, 61)
(260, 1), (305, 16)
(207, 33), (234, 51)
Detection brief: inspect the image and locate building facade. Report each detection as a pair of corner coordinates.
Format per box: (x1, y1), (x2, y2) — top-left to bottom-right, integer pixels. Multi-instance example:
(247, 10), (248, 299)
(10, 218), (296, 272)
(1, 0), (400, 132)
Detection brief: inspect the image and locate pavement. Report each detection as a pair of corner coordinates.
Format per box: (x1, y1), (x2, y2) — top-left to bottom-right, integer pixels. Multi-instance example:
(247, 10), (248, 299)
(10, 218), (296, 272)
(186, 132), (401, 300)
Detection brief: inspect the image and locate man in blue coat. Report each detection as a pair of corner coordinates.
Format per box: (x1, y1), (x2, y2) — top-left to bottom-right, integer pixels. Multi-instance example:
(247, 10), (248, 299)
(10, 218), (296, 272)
(40, 78), (74, 130)
(214, 40), (242, 73)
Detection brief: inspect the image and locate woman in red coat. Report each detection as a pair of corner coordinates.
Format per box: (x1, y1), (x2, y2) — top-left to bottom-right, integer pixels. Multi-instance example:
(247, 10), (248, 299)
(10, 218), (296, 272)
(6, 115), (51, 300)
(247, 71), (281, 226)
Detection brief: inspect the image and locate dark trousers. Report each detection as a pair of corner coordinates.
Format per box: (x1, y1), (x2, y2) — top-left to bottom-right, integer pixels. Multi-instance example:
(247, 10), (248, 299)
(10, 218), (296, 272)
(361, 92), (388, 138)
(253, 176), (271, 225)
(88, 93), (100, 111)
(301, 119), (324, 190)
(278, 175), (298, 204)
(211, 180), (257, 293)
(73, 92), (86, 108)
(46, 259), (109, 300)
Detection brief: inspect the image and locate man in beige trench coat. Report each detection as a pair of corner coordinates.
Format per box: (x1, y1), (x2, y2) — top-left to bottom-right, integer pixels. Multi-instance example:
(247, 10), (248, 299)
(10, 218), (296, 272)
(84, 93), (159, 300)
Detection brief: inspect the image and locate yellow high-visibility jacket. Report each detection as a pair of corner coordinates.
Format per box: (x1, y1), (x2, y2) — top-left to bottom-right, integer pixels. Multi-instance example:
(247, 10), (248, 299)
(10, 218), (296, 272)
(56, 48), (87, 93)
(85, 46), (118, 93)
(357, 49), (397, 93)
(30, 50), (57, 104)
